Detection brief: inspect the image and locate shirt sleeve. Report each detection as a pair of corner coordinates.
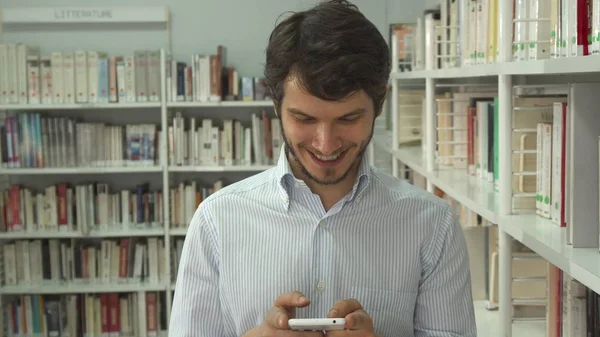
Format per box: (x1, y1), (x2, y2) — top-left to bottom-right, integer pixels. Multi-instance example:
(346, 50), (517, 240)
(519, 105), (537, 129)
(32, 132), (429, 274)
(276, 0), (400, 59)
(414, 203), (477, 337)
(168, 205), (223, 337)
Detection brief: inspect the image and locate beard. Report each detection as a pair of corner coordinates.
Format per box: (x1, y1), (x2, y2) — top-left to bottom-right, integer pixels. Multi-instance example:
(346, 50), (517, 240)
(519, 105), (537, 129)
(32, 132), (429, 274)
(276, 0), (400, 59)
(280, 118), (375, 186)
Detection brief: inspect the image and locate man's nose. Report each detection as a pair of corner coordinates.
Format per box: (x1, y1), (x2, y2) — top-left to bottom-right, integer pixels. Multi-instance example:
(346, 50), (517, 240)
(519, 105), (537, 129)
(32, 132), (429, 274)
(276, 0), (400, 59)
(312, 124), (342, 155)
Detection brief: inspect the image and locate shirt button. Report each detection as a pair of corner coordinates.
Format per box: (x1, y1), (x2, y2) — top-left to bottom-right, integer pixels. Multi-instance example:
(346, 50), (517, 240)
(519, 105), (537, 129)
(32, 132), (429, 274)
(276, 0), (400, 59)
(316, 282), (325, 291)
(319, 220), (325, 227)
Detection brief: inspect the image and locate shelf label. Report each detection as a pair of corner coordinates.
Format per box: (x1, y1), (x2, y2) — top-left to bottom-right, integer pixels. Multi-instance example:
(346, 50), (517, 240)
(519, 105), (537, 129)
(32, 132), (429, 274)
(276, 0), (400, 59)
(1, 7), (168, 24)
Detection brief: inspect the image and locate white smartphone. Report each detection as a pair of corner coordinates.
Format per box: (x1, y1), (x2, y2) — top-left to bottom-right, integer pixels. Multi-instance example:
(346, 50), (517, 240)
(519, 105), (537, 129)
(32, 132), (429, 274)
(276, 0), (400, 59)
(288, 318), (346, 331)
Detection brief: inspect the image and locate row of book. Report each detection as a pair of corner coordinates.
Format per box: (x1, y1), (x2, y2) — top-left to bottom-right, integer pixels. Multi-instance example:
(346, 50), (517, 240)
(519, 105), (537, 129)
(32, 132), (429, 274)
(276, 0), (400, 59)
(0, 179), (230, 233)
(549, 266), (600, 336)
(0, 112), (284, 168)
(169, 111), (282, 167)
(416, 87), (568, 228)
(401, 0), (600, 72)
(0, 114), (159, 168)
(166, 46), (271, 103)
(0, 45), (162, 105)
(3, 238), (167, 287)
(0, 42), (275, 105)
(401, 82), (600, 250)
(4, 293), (166, 337)
(0, 183), (165, 233)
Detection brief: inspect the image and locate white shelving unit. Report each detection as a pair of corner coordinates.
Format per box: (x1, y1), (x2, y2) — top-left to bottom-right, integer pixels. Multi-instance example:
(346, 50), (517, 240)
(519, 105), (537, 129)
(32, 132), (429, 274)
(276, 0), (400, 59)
(0, 6), (278, 335)
(384, 0), (600, 336)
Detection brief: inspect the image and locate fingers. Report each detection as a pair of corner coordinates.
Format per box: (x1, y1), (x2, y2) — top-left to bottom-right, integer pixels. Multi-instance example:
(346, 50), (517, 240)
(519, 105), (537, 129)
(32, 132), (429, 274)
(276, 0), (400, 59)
(265, 291), (311, 330)
(274, 291), (311, 310)
(344, 309), (373, 331)
(327, 298), (363, 318)
(265, 305), (290, 330)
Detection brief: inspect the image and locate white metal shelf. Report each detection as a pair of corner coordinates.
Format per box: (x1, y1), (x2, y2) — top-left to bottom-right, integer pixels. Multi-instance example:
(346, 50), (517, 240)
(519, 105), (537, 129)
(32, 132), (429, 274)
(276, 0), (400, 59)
(0, 227), (164, 239)
(166, 100), (273, 108)
(393, 54), (600, 79)
(0, 166), (163, 175)
(169, 228), (188, 236)
(0, 281), (168, 294)
(169, 165), (274, 172)
(393, 146), (499, 224)
(0, 102), (161, 110)
(501, 213), (600, 296)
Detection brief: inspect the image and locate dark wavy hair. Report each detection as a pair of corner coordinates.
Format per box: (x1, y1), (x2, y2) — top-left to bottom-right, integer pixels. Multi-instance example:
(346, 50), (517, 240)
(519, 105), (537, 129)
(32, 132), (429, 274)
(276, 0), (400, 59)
(264, 0), (390, 115)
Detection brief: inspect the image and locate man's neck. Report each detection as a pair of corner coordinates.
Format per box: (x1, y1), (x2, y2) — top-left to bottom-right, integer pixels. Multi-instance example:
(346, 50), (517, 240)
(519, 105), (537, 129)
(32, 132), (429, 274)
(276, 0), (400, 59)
(288, 155), (359, 211)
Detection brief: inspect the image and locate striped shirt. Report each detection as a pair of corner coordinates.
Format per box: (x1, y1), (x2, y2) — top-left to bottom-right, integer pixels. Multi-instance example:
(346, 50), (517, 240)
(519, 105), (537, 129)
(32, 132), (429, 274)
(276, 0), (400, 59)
(169, 145), (476, 337)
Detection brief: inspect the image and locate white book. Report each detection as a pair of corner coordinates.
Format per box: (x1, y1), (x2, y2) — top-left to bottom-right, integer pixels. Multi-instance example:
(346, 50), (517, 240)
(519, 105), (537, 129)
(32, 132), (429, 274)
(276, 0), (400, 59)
(18, 44), (40, 104)
(244, 128), (252, 165)
(3, 244), (16, 285)
(7, 44), (18, 103)
(116, 57), (126, 102)
(97, 52), (109, 104)
(62, 52), (76, 103)
(147, 50), (161, 102)
(40, 57), (53, 104)
(87, 51), (99, 103)
(476, 0), (489, 64)
(134, 50), (148, 102)
(74, 50), (88, 103)
(550, 0), (560, 57)
(26, 55), (41, 104)
(561, 0), (571, 56)
(551, 102), (564, 225)
(0, 44), (8, 103)
(51, 52), (64, 104)
(468, 0), (478, 65)
(223, 119), (233, 166)
(540, 122), (553, 218)
(124, 55), (136, 102)
(147, 238), (159, 284)
(211, 126), (220, 165)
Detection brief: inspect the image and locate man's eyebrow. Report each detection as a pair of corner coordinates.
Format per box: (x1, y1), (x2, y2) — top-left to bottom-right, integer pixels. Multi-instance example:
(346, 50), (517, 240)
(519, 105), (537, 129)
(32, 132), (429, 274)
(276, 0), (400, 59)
(287, 107), (313, 117)
(286, 107), (367, 117)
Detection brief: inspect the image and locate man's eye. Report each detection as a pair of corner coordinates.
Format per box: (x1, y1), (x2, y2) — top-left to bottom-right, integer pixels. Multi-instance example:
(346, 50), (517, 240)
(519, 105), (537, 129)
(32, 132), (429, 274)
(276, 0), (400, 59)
(340, 116), (359, 122)
(297, 116), (315, 123)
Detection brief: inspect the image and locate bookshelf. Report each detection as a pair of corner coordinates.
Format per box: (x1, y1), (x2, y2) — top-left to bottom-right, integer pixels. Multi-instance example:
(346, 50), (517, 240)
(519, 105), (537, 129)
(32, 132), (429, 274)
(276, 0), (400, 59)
(0, 6), (280, 337)
(384, 0), (600, 336)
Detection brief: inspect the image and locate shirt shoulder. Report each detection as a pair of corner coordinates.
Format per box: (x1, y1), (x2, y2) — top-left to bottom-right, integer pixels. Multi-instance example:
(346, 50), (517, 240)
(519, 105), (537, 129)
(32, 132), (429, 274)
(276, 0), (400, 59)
(369, 166), (451, 212)
(196, 167), (280, 213)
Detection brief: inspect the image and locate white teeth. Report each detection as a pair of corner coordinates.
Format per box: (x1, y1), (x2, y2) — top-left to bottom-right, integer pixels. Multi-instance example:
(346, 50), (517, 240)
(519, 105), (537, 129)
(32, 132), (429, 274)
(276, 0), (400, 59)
(315, 152), (341, 161)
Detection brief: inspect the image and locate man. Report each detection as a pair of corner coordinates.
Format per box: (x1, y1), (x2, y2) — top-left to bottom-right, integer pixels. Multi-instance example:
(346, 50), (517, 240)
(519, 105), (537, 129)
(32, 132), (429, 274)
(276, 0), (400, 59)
(169, 1), (476, 336)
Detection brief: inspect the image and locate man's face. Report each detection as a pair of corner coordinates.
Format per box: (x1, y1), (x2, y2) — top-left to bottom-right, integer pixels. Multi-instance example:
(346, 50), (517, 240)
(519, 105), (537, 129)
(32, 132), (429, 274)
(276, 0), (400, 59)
(278, 76), (376, 186)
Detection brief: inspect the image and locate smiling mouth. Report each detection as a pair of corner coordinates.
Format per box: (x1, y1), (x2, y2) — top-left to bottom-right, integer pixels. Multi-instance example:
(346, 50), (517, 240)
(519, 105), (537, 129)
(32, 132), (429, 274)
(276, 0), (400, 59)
(308, 149), (348, 167)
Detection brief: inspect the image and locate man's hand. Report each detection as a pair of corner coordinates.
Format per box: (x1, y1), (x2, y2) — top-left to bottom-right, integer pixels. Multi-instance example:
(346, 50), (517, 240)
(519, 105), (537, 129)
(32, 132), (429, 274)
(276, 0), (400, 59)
(326, 299), (376, 337)
(242, 291), (325, 337)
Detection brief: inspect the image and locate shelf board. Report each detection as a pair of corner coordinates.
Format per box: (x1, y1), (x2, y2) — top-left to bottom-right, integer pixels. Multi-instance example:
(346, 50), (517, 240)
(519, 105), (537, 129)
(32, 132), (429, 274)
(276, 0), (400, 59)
(0, 102), (161, 110)
(0, 227), (165, 239)
(500, 213), (600, 296)
(0, 166), (162, 175)
(0, 282), (167, 294)
(169, 227), (188, 236)
(392, 55), (600, 79)
(394, 146), (499, 224)
(169, 165), (273, 172)
(167, 100), (273, 108)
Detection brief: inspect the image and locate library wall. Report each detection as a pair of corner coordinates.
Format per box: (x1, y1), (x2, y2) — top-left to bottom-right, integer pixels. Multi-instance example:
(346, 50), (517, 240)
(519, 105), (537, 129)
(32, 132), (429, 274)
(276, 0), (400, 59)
(1, 0), (426, 78)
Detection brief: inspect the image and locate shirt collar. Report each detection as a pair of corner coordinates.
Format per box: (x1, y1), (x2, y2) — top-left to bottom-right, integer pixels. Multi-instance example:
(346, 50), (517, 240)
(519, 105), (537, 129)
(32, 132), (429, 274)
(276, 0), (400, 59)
(273, 144), (371, 208)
